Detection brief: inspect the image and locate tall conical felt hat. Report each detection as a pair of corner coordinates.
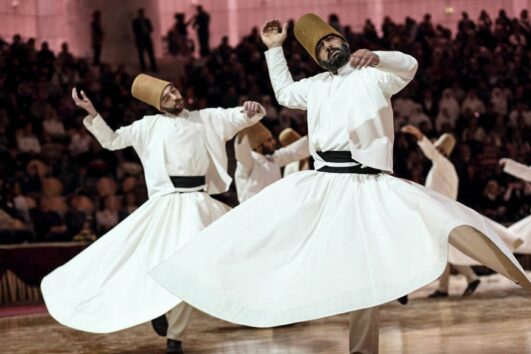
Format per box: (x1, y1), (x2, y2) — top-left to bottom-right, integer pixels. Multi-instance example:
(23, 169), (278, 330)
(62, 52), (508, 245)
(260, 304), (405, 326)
(434, 133), (456, 156)
(294, 13), (346, 65)
(279, 128), (301, 147)
(238, 123), (273, 149)
(131, 74), (172, 111)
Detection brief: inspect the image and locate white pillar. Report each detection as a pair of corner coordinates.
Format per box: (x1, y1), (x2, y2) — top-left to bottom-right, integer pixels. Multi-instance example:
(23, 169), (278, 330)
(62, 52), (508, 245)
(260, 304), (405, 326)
(368, 0), (384, 36)
(227, 0), (239, 47)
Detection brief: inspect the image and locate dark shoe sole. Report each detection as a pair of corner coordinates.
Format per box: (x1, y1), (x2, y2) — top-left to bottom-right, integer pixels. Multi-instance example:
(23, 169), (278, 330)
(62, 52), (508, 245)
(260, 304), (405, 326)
(463, 279), (481, 297)
(428, 291), (448, 298)
(397, 295), (409, 305)
(151, 314), (168, 337)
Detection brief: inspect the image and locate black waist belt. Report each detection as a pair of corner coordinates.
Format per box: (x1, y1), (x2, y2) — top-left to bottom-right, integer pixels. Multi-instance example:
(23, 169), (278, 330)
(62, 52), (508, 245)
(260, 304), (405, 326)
(316, 151), (382, 175)
(170, 176), (206, 189)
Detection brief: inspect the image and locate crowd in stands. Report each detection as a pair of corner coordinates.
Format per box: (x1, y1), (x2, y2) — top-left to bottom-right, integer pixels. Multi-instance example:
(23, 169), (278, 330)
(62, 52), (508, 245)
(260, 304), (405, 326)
(0, 8), (529, 243)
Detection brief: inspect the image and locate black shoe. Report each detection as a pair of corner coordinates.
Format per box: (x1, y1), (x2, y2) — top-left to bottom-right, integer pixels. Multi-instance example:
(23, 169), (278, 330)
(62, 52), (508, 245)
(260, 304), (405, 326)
(462, 279), (481, 297)
(397, 295), (409, 305)
(428, 290), (448, 298)
(151, 314), (168, 337)
(167, 339), (184, 354)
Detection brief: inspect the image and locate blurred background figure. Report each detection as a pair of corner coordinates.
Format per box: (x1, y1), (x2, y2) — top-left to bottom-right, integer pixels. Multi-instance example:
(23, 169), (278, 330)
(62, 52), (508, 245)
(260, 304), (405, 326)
(132, 8), (157, 71)
(91, 10), (104, 65)
(191, 5), (210, 57)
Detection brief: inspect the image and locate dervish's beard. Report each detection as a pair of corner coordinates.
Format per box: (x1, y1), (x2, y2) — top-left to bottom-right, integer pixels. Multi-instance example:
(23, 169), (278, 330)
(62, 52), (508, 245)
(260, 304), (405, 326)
(259, 144), (276, 155)
(318, 43), (350, 72)
(163, 100), (184, 115)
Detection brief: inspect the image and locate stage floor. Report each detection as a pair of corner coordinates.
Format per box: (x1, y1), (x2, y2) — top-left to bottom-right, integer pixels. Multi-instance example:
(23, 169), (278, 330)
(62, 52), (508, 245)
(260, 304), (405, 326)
(1, 273), (530, 354)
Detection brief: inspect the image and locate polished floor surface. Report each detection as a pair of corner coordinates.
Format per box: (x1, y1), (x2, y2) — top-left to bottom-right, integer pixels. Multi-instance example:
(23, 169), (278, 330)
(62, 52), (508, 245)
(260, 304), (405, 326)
(1, 272), (530, 354)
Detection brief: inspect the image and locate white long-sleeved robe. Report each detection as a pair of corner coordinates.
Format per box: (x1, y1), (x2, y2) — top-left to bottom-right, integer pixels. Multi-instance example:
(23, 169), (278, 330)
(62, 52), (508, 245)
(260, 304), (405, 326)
(283, 159), (310, 177)
(234, 135), (309, 202)
(417, 137), (522, 263)
(83, 108), (262, 197)
(41, 107), (264, 333)
(503, 159), (531, 253)
(503, 159), (531, 182)
(150, 47), (530, 329)
(265, 47), (418, 172)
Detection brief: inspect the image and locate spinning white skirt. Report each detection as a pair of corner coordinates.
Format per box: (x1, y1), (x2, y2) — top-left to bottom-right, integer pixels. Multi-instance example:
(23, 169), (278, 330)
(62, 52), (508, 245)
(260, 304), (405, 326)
(151, 171), (531, 328)
(41, 192), (230, 333)
(448, 219), (524, 265)
(511, 215), (531, 254)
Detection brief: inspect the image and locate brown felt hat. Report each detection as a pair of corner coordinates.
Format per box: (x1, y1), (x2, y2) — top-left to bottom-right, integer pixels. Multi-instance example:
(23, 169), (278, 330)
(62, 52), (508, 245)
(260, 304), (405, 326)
(238, 123), (273, 149)
(131, 74), (172, 111)
(294, 13), (346, 65)
(434, 133), (456, 156)
(278, 128), (302, 147)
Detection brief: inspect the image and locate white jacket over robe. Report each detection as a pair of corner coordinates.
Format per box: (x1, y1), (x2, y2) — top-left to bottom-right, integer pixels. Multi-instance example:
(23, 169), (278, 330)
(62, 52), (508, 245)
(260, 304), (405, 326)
(83, 107), (263, 197)
(234, 135), (309, 202)
(265, 47), (417, 171)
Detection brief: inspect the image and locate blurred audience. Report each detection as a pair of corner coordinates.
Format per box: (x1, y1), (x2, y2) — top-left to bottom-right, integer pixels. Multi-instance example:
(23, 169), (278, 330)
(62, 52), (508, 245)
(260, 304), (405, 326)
(0, 9), (529, 243)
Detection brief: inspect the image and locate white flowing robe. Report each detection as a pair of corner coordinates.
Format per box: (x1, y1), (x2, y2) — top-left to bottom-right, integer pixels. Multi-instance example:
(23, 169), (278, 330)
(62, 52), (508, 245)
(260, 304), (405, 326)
(150, 48), (530, 328)
(234, 136), (309, 202)
(41, 107), (264, 333)
(503, 159), (531, 253)
(417, 137), (521, 264)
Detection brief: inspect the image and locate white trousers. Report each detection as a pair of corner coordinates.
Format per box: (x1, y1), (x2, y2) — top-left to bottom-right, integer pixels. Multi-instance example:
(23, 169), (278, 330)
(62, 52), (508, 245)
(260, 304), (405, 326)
(349, 307), (379, 354)
(166, 303), (195, 341)
(437, 263), (478, 292)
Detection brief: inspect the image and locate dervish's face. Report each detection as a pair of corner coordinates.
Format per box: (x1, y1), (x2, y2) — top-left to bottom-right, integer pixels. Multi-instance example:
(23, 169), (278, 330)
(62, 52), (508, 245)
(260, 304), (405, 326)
(316, 35), (350, 72)
(257, 137), (277, 155)
(160, 85), (185, 116)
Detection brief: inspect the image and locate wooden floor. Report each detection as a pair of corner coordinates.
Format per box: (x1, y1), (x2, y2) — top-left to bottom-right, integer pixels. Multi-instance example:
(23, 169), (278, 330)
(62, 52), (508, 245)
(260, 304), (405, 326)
(1, 273), (530, 354)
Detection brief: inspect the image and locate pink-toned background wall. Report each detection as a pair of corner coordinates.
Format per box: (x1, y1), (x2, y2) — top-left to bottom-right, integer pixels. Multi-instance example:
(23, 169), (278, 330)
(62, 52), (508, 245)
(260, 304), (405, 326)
(1, 0), (530, 64)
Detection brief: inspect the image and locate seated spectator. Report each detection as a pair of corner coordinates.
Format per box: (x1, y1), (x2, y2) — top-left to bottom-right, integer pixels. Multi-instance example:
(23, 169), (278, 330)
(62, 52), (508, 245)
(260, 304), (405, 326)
(30, 197), (69, 242)
(42, 107), (66, 139)
(490, 87), (508, 115)
(508, 102), (531, 128)
(20, 162), (43, 196)
(16, 123), (41, 155)
(480, 180), (507, 219)
(435, 108), (456, 132)
(0, 208), (34, 244)
(42, 177), (64, 198)
(124, 193), (138, 215)
(96, 195), (124, 234)
(461, 90), (486, 115)
(69, 126), (93, 157)
(65, 195), (95, 239)
(96, 177), (117, 198)
(410, 104), (432, 129)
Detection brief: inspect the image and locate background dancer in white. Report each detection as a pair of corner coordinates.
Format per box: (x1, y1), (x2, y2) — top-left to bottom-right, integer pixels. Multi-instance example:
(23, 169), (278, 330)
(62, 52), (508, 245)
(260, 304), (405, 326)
(279, 128), (311, 177)
(401, 125), (523, 299)
(234, 122), (309, 203)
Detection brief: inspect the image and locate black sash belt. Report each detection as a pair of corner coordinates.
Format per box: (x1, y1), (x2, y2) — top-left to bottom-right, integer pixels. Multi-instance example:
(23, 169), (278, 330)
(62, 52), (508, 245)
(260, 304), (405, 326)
(170, 176), (206, 189)
(316, 151), (382, 175)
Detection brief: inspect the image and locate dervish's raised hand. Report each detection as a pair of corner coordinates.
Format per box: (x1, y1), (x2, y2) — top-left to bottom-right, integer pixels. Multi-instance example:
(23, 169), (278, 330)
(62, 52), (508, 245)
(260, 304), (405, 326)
(72, 87), (98, 118)
(401, 124), (424, 141)
(499, 158), (510, 167)
(242, 101), (265, 118)
(350, 49), (379, 69)
(260, 20), (287, 49)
